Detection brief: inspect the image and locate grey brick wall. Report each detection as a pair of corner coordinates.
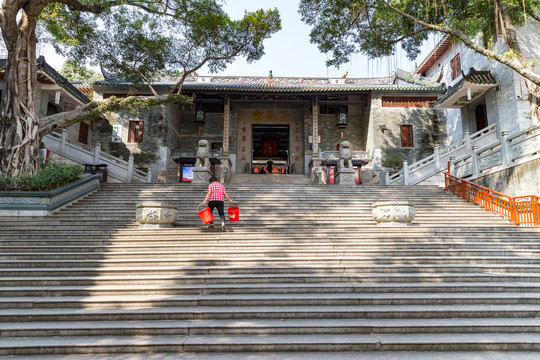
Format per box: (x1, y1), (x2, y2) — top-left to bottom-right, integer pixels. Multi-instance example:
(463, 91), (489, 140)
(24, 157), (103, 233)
(369, 92), (447, 166)
(318, 97), (370, 152)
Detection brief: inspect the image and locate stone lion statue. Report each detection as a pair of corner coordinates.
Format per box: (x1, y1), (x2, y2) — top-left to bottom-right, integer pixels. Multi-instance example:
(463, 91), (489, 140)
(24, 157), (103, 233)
(195, 139), (210, 168)
(339, 140), (353, 169)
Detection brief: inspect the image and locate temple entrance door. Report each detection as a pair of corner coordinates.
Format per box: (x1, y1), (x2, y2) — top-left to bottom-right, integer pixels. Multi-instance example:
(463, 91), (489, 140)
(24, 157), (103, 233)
(251, 125), (289, 174)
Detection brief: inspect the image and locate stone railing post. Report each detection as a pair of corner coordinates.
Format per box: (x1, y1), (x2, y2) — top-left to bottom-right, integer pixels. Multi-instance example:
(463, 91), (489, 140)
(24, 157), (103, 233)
(146, 167), (153, 183)
(159, 146), (170, 173)
(402, 161), (409, 185)
(464, 131), (471, 153)
(500, 131), (511, 166)
(434, 145), (441, 169)
(93, 142), (101, 165)
(385, 171), (390, 186)
(449, 156), (456, 176)
(127, 155), (134, 183)
(472, 145), (479, 177)
(61, 129), (68, 153)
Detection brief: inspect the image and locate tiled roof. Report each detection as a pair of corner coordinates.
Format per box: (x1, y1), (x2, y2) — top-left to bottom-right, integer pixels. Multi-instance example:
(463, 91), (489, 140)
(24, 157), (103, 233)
(72, 82), (94, 97)
(433, 68), (497, 107)
(0, 57), (91, 104)
(415, 37), (452, 74)
(394, 69), (439, 87)
(94, 74), (445, 94)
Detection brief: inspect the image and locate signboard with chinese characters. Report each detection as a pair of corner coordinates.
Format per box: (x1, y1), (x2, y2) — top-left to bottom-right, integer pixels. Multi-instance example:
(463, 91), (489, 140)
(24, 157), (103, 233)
(112, 124), (122, 143)
(182, 166), (194, 182)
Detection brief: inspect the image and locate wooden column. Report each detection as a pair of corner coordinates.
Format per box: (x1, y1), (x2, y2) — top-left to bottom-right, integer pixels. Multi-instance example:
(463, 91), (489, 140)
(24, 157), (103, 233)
(223, 96), (230, 155)
(312, 96), (319, 155)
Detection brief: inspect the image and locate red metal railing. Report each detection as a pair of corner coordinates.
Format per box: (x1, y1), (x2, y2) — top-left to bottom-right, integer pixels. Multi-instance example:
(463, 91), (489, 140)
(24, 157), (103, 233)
(444, 172), (540, 226)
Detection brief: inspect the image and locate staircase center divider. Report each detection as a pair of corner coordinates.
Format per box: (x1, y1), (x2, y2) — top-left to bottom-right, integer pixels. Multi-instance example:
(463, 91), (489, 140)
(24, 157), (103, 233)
(444, 172), (540, 226)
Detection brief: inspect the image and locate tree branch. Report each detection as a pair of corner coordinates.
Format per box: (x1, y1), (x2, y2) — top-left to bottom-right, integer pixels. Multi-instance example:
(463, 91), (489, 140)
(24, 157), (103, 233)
(129, 64), (158, 96)
(526, 10), (540, 22)
(170, 37), (251, 94)
(38, 93), (192, 138)
(384, 27), (430, 45)
(56, 0), (172, 16)
(378, 0), (540, 87)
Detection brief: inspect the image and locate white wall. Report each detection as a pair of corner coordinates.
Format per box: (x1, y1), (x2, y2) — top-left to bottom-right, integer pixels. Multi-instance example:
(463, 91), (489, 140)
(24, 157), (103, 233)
(423, 27), (539, 143)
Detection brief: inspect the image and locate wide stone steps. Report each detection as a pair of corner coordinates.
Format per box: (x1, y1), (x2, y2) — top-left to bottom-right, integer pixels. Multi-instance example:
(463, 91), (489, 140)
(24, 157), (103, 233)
(3, 272), (540, 286)
(2, 264), (540, 277)
(4, 243), (540, 253)
(3, 318), (540, 337)
(3, 285), (540, 301)
(4, 248), (539, 260)
(3, 304), (540, 322)
(4, 257), (540, 270)
(1, 183), (540, 356)
(2, 332), (540, 355)
(6, 228), (535, 242)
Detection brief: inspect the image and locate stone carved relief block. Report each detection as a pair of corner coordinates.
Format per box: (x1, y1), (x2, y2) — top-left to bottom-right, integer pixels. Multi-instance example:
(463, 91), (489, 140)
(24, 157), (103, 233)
(372, 201), (416, 226)
(136, 202), (178, 228)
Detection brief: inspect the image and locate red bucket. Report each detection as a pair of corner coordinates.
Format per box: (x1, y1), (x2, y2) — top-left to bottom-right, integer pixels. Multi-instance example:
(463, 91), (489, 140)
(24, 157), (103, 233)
(228, 203), (240, 222)
(197, 204), (213, 224)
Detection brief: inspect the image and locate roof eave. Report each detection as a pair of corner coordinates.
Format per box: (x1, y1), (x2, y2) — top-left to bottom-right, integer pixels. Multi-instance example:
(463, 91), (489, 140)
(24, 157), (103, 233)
(433, 82), (496, 108)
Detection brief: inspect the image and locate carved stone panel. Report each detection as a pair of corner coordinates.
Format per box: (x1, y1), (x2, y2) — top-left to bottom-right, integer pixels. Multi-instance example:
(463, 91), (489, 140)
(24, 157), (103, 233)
(372, 201), (416, 226)
(136, 202), (178, 228)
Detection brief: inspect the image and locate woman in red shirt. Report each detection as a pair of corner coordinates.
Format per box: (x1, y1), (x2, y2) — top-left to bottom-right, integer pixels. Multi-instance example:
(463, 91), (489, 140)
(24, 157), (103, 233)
(203, 176), (233, 231)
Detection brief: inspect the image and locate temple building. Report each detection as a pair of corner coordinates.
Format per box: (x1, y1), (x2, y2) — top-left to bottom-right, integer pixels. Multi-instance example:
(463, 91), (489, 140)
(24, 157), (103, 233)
(92, 70), (447, 183)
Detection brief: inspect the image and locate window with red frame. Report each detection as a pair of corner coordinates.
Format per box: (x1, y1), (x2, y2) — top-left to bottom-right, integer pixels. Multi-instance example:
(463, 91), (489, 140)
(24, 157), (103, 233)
(128, 121), (144, 143)
(451, 53), (461, 80)
(78, 122), (89, 144)
(400, 124), (414, 148)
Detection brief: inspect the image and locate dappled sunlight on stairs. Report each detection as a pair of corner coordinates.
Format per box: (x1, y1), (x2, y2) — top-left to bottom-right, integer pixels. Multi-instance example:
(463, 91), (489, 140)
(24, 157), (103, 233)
(1, 183), (540, 357)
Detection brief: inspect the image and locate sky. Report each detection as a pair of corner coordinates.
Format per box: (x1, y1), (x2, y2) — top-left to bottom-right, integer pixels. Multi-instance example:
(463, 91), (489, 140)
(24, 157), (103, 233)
(38, 0), (441, 79)
(209, 0), (440, 78)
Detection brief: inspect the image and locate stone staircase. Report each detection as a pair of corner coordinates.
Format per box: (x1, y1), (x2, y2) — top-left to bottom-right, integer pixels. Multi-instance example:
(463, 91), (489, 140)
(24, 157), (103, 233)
(229, 173), (312, 185)
(1, 183), (540, 358)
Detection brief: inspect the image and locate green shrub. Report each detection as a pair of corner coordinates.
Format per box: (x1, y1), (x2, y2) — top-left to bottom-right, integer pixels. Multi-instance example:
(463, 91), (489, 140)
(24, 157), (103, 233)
(0, 162), (83, 191)
(133, 151), (159, 168)
(382, 153), (404, 172)
(0, 175), (14, 191)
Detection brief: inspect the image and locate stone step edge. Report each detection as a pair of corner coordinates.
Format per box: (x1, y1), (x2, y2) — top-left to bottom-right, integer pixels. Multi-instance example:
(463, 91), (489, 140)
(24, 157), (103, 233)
(2, 333), (540, 355)
(3, 319), (540, 337)
(1, 352), (538, 360)
(3, 304), (540, 316)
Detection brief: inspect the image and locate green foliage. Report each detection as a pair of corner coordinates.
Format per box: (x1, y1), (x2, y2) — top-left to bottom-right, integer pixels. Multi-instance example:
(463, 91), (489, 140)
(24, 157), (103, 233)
(60, 61), (102, 84)
(44, 1), (281, 87)
(382, 153), (404, 172)
(299, 0), (540, 67)
(76, 94), (192, 125)
(0, 162), (83, 191)
(133, 151), (159, 168)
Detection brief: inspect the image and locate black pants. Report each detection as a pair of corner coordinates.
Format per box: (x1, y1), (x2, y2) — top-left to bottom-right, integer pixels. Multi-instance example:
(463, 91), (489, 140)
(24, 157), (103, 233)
(208, 201), (225, 224)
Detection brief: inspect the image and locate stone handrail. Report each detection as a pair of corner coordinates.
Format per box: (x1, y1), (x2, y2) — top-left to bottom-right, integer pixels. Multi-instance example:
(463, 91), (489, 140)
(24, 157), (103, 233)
(42, 130), (150, 183)
(173, 150), (223, 158)
(452, 123), (540, 179)
(320, 150), (370, 159)
(389, 123), (498, 185)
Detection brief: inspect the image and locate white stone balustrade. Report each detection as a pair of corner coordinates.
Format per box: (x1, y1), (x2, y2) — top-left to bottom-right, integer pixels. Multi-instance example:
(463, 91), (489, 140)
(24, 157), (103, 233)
(42, 132), (151, 183)
(388, 124), (498, 185)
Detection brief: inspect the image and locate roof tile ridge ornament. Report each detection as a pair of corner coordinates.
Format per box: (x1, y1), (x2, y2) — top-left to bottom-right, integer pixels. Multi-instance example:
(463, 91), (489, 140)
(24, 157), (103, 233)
(267, 70), (274, 83)
(100, 64), (120, 84)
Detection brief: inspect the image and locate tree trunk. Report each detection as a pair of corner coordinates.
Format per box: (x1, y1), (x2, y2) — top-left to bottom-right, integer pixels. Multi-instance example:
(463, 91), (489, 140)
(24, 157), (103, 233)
(496, 0), (540, 124)
(0, 11), (41, 176)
